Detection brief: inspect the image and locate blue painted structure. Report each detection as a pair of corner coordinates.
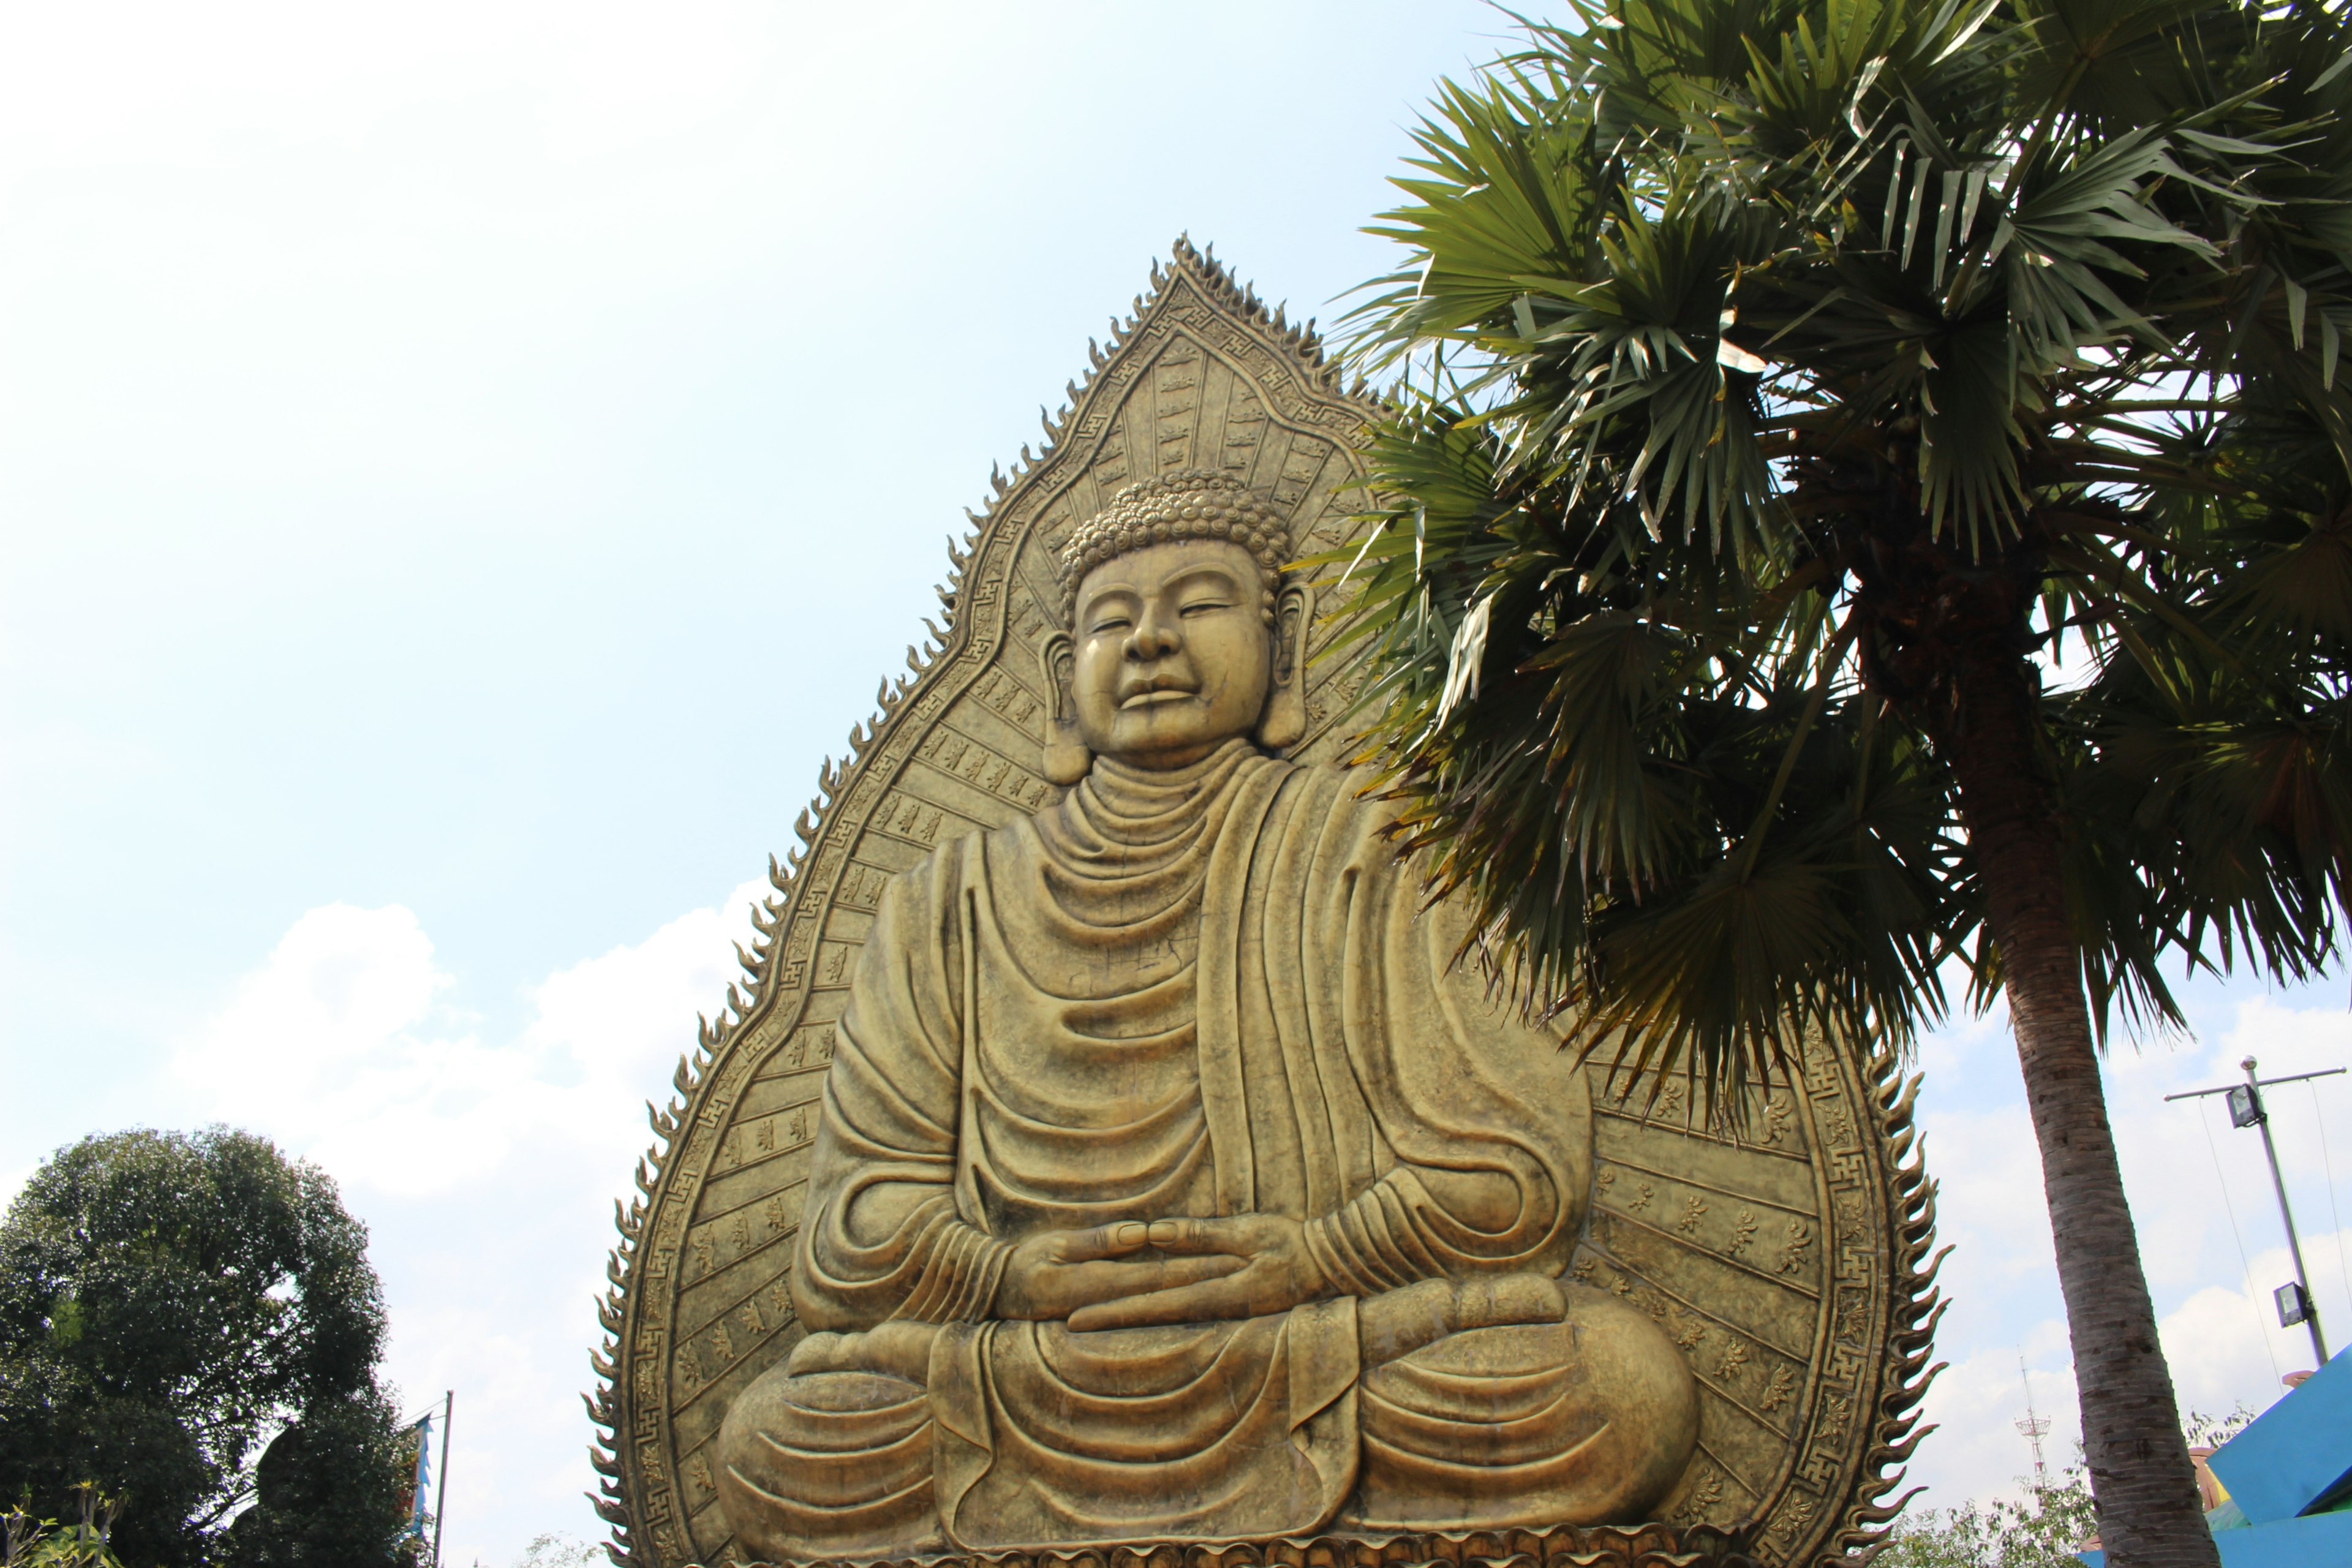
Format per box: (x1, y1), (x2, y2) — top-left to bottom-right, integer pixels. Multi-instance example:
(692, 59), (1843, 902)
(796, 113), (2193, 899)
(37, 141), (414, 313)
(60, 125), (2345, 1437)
(2080, 1350), (2352, 1566)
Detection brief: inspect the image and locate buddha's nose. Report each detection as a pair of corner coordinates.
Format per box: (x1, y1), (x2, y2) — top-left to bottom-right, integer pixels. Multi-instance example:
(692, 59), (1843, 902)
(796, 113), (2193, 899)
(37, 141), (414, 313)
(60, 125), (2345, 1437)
(1127, 610), (1181, 659)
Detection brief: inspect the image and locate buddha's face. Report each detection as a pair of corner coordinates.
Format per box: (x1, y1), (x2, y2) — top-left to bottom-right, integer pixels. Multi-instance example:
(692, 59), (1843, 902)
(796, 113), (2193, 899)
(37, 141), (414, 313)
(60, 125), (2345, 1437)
(1069, 540), (1273, 769)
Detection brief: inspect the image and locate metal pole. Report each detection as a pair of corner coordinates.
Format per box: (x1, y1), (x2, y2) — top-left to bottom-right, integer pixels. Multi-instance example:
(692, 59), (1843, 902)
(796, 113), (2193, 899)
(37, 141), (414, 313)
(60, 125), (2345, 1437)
(2245, 1058), (2331, 1367)
(431, 1390), (453, 1568)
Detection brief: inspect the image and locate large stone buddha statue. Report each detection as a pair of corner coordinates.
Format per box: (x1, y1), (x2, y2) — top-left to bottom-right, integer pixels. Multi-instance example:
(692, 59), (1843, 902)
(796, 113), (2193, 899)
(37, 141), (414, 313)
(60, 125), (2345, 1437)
(714, 471), (1699, 1562)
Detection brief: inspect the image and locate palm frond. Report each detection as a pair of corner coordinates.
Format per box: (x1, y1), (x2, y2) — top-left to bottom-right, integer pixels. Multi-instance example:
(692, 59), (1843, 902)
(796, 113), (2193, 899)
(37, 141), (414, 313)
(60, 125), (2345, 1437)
(1333, 0), (2352, 1100)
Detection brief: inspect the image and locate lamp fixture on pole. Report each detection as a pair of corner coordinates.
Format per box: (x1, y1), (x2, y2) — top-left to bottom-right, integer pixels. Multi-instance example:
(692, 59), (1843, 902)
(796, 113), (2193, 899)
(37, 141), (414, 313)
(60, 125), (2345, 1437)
(2167, 1058), (2345, 1369)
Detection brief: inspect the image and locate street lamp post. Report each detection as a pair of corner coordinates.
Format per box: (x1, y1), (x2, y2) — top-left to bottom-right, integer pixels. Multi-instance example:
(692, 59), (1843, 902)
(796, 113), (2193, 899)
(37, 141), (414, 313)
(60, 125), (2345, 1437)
(2166, 1058), (2345, 1369)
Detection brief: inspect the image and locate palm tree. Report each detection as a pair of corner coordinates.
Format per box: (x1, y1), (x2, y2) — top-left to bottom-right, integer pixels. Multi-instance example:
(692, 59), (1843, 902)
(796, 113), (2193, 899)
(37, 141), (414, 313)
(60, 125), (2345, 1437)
(1332, 3), (2352, 1564)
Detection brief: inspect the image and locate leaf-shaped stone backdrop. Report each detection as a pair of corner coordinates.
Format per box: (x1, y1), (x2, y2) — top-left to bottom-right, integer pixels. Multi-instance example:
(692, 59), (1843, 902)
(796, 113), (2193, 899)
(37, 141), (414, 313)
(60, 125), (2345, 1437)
(586, 243), (1940, 1568)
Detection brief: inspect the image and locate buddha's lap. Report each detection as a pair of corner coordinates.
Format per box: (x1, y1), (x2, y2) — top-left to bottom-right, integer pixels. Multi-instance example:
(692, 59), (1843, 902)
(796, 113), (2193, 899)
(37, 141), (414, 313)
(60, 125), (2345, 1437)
(715, 1286), (1695, 1551)
(716, 1364), (942, 1558)
(742, 1317), (1660, 1470)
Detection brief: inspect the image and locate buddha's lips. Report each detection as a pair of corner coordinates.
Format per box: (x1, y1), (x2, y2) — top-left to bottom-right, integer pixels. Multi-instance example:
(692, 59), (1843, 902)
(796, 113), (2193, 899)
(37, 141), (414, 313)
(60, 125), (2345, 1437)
(1119, 685), (1197, 709)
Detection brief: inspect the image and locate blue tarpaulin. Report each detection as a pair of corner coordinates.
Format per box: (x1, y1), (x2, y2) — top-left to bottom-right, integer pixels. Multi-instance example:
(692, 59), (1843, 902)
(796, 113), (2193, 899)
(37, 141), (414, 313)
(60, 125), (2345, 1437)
(2081, 1352), (2352, 1566)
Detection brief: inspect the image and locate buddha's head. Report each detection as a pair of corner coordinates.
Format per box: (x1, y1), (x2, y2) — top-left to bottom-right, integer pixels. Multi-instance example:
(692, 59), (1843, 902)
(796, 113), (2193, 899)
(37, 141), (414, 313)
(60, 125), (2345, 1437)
(1038, 470), (1311, 780)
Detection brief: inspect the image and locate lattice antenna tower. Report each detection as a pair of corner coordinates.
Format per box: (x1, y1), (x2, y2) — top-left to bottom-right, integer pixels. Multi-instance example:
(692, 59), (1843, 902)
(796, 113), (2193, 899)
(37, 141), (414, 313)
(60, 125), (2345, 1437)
(2016, 1355), (2052, 1485)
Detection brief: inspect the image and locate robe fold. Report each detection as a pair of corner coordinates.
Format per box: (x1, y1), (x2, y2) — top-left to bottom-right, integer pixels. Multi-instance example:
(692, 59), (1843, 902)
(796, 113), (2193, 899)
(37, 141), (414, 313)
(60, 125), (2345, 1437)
(764, 741), (1614, 1552)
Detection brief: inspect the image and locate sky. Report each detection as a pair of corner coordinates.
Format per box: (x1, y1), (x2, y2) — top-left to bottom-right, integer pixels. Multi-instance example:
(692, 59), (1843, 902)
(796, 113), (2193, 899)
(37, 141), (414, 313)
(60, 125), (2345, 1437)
(6, 3), (2352, 1564)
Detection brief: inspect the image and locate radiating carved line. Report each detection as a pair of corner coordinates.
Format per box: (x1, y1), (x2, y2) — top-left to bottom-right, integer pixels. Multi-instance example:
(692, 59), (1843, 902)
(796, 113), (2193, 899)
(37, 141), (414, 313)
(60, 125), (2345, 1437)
(1594, 1105), (1812, 1162)
(987, 660), (1047, 709)
(687, 1194), (806, 1278)
(694, 1170), (812, 1231)
(673, 1421), (726, 1469)
(858, 820), (943, 854)
(1588, 1240), (1814, 1361)
(696, 1135), (818, 1198)
(861, 785), (984, 841)
(1014, 545), (1063, 606)
(1595, 1152), (1817, 1218)
(1597, 1207), (1824, 1302)
(672, 1317), (796, 1419)
(680, 1241), (803, 1342)
(728, 1094), (824, 1125)
(748, 1052), (833, 1085)
(1689, 1366), (1795, 1444)
(1687, 1434), (1768, 1509)
(690, 1522), (736, 1568)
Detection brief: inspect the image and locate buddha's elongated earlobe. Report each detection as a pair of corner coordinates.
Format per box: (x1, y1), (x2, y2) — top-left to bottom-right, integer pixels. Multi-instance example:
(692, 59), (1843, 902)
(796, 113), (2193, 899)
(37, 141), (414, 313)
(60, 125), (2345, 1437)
(1253, 579), (1314, 753)
(1038, 631), (1091, 785)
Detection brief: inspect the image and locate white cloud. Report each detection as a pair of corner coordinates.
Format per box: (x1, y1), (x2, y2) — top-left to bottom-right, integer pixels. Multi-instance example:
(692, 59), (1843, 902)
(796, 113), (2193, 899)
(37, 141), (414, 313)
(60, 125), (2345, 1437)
(168, 880), (766, 1562)
(175, 885), (761, 1197)
(2225, 995), (2352, 1074)
(1912, 1332), (2079, 1508)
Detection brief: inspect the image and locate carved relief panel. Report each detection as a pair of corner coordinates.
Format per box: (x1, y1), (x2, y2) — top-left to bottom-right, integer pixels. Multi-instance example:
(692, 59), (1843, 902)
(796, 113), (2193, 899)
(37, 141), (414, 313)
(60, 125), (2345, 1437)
(589, 243), (1938, 1568)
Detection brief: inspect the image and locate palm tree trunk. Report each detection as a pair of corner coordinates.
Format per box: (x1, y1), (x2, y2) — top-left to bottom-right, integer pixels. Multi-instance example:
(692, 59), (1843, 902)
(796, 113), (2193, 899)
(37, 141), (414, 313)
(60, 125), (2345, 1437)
(1943, 650), (2217, 1568)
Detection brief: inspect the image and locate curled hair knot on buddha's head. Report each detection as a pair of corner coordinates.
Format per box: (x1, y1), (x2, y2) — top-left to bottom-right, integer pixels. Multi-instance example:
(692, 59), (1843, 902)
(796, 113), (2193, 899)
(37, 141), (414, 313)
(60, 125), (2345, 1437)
(1057, 470), (1292, 625)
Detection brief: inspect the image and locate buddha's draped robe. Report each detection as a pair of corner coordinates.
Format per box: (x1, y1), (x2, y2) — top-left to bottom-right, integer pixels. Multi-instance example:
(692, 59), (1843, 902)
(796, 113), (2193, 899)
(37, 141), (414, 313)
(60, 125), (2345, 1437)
(717, 742), (1695, 1558)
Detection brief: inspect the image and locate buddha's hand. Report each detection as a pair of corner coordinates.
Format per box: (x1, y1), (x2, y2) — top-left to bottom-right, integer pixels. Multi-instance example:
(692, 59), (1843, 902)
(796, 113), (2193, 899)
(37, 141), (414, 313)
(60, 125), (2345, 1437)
(993, 1223), (1243, 1323)
(1064, 1216), (1325, 1332)
(1357, 1273), (1568, 1364)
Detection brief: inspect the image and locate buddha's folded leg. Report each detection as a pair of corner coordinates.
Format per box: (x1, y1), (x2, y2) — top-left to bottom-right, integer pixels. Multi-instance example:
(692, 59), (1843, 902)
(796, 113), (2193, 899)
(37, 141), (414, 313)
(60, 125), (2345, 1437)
(1343, 1278), (1698, 1532)
(715, 1323), (946, 1563)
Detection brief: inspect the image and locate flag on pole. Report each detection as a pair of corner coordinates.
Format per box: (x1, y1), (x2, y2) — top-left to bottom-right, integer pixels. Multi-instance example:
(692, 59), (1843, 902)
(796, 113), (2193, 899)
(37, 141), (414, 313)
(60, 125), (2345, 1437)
(398, 1412), (434, 1538)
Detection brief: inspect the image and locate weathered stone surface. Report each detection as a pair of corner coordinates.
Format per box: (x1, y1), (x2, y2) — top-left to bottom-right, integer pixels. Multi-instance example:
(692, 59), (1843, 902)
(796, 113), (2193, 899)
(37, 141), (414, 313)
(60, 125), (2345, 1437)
(590, 244), (1940, 1568)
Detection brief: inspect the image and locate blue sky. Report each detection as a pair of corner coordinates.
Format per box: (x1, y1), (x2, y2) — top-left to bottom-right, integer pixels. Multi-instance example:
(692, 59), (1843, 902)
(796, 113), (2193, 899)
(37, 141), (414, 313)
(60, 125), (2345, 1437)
(7, 4), (2352, 1563)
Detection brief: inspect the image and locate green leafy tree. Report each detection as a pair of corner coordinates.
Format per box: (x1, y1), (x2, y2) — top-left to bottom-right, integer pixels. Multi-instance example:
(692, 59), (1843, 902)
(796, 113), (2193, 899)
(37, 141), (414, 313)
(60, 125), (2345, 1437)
(4, 1484), (131, 1568)
(0, 1128), (416, 1567)
(1882, 1411), (2248, 1567)
(1333, 1), (2352, 1564)
(218, 1395), (424, 1568)
(1882, 1472), (2100, 1568)
(507, 1536), (603, 1568)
